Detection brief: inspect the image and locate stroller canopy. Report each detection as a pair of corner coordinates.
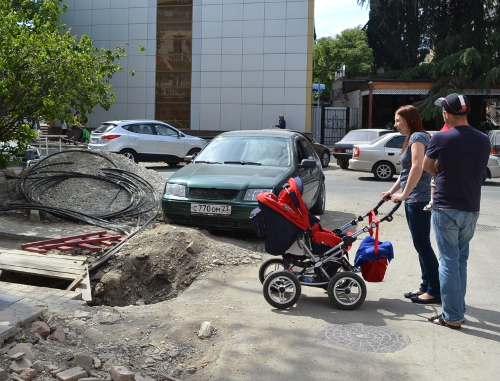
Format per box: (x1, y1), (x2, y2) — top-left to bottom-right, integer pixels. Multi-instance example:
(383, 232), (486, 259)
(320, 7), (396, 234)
(256, 177), (310, 231)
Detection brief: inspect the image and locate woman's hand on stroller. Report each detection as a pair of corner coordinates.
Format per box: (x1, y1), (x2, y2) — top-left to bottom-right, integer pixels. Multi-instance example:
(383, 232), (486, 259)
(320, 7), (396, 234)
(381, 190), (406, 203)
(390, 193), (407, 203)
(381, 191), (392, 202)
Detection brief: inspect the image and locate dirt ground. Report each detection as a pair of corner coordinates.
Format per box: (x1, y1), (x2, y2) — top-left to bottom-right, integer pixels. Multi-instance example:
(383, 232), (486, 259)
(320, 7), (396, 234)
(90, 223), (264, 307)
(0, 213), (266, 381)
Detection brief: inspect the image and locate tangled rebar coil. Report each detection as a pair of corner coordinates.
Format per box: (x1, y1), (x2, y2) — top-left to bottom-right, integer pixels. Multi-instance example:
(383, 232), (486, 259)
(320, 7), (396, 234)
(0, 149), (162, 271)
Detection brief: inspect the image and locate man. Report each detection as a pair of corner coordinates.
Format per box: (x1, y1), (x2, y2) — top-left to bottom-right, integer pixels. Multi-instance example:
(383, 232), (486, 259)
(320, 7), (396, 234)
(275, 114), (286, 129)
(423, 93), (490, 329)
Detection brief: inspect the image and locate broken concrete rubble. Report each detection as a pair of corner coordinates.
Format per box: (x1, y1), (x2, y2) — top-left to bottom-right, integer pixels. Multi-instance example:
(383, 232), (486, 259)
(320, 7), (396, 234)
(197, 322), (215, 339)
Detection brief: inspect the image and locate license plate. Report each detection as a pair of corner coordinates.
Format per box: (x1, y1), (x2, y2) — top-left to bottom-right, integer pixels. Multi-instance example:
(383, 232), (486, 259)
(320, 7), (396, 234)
(191, 203), (231, 215)
(90, 138), (98, 143)
(345, 149), (353, 153)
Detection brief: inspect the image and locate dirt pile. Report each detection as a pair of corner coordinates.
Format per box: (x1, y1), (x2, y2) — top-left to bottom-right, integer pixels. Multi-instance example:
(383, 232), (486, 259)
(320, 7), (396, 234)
(91, 224), (264, 307)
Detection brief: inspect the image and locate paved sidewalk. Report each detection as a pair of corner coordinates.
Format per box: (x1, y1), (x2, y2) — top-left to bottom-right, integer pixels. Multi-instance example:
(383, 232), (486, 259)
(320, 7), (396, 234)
(1, 209), (499, 379)
(167, 221), (500, 380)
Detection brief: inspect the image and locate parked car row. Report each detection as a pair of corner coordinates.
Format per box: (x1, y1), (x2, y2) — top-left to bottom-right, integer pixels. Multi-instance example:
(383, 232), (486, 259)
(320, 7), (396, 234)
(83, 121), (499, 232)
(332, 129), (393, 169)
(348, 131), (500, 183)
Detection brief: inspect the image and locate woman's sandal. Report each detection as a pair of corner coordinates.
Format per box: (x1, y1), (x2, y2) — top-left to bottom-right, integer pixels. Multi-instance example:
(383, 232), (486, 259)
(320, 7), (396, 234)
(428, 314), (462, 330)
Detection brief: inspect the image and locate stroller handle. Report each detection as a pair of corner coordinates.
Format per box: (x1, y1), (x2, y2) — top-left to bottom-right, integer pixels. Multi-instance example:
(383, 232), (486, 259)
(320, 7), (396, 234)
(379, 200), (402, 222)
(361, 199), (402, 220)
(340, 201), (402, 249)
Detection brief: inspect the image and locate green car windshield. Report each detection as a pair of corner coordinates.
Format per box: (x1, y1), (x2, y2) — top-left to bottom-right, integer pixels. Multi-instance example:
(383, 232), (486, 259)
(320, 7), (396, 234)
(195, 136), (291, 166)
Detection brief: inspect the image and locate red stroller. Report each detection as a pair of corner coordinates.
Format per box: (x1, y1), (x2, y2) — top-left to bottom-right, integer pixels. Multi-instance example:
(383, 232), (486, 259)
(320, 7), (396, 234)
(251, 177), (400, 310)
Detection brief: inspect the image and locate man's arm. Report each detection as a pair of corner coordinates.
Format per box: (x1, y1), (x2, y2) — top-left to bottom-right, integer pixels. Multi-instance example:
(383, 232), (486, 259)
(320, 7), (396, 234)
(423, 155), (438, 176)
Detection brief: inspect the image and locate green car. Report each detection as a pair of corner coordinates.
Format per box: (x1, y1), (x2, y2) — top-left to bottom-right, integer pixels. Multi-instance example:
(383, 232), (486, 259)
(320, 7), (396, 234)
(161, 130), (326, 232)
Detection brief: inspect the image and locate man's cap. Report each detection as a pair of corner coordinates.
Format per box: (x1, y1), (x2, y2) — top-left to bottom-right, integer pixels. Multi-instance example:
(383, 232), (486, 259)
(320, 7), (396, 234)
(434, 93), (470, 115)
(279, 114), (284, 117)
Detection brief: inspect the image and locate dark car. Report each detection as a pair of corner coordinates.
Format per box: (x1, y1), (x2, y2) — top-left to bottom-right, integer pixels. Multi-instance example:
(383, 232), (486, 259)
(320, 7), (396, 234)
(299, 133), (331, 168)
(266, 129), (331, 168)
(332, 129), (393, 169)
(161, 130), (325, 232)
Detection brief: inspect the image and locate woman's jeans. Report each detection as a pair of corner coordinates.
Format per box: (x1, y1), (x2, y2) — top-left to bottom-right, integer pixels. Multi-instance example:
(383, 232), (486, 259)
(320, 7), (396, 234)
(432, 209), (478, 324)
(405, 202), (440, 297)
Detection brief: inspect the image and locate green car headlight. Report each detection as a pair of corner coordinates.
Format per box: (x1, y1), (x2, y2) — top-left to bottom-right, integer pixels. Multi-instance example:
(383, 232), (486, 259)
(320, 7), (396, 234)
(165, 183), (186, 197)
(244, 189), (272, 201)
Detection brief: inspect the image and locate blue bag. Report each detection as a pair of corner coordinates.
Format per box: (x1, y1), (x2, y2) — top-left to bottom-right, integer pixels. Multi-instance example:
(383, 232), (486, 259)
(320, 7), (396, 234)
(354, 236), (394, 267)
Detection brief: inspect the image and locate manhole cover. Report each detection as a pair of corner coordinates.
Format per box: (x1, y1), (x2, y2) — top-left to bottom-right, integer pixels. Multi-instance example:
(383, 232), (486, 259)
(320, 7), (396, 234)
(476, 224), (498, 232)
(318, 323), (410, 353)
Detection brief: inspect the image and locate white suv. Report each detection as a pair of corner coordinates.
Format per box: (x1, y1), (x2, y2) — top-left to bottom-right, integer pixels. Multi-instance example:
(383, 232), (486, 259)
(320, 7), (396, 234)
(88, 120), (207, 165)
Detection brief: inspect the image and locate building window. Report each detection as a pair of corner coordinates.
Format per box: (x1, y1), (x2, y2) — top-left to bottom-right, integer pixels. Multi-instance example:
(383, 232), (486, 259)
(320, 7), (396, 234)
(156, 0), (192, 129)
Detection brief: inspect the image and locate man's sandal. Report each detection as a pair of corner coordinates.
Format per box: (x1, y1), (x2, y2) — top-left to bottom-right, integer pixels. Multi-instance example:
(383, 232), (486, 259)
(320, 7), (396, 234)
(428, 314), (461, 330)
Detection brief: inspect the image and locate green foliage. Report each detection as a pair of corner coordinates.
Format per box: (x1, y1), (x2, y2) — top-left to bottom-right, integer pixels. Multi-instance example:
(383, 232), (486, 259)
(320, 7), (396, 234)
(358, 0), (500, 120)
(358, 0), (428, 71)
(0, 0), (130, 158)
(0, 125), (37, 169)
(313, 27), (373, 89)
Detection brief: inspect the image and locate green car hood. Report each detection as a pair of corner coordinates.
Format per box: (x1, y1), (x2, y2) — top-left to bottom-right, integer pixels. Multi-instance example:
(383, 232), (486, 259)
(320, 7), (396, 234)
(168, 163), (295, 190)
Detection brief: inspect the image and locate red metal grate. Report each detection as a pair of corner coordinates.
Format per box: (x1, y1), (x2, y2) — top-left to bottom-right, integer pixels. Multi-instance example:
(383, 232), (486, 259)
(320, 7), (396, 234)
(21, 231), (123, 254)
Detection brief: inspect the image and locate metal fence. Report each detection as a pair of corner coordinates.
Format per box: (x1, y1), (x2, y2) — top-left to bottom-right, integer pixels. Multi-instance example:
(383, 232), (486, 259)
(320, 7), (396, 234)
(312, 106), (359, 146)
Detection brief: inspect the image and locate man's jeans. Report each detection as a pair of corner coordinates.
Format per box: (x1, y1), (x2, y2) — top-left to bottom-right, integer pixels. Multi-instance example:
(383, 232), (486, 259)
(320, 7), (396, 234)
(405, 202), (440, 297)
(432, 209), (479, 323)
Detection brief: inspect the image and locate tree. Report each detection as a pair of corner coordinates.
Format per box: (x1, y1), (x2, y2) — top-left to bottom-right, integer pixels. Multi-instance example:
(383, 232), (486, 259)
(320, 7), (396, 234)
(357, 0), (500, 120)
(0, 0), (129, 165)
(313, 27), (373, 90)
(409, 0), (500, 119)
(358, 0), (428, 71)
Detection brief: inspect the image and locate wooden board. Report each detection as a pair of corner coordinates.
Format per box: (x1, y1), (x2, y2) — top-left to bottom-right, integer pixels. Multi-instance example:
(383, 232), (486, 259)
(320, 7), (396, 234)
(0, 250), (92, 302)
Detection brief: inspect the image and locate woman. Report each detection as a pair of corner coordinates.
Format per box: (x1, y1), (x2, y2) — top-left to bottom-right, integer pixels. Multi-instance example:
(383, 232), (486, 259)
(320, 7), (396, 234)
(381, 105), (440, 304)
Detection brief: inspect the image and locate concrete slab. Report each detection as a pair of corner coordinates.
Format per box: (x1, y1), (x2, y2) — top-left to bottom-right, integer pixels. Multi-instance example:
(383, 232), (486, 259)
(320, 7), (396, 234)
(0, 294), (23, 310)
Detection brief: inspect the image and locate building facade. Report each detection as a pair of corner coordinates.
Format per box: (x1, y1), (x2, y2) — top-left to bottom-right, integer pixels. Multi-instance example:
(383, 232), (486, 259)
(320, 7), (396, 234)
(60, 0), (314, 132)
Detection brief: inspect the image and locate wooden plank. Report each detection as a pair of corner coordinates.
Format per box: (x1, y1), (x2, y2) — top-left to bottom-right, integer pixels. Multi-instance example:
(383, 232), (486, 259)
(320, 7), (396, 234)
(75, 266), (91, 302)
(0, 250), (88, 261)
(0, 254), (86, 270)
(0, 264), (81, 280)
(0, 264), (84, 276)
(66, 273), (85, 291)
(0, 259), (85, 274)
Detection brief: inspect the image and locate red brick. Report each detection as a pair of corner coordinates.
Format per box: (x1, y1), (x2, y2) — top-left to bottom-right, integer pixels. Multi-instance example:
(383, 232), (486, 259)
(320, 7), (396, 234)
(30, 321), (50, 337)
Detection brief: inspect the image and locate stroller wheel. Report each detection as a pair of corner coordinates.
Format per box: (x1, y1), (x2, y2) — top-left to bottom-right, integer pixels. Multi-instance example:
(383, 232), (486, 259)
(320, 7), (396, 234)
(263, 271), (301, 309)
(259, 257), (286, 284)
(327, 272), (366, 310)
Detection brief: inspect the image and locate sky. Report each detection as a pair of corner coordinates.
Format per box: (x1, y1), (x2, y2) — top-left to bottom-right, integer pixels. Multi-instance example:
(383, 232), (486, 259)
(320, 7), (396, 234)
(314, 0), (370, 38)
